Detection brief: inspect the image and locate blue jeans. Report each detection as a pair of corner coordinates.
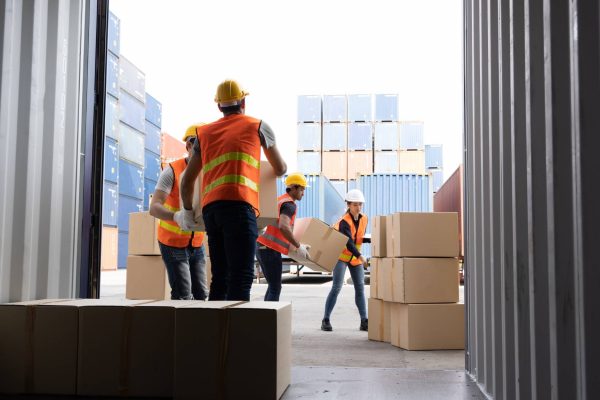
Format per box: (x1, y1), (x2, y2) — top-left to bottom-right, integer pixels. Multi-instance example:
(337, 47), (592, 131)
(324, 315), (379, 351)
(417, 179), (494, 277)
(255, 245), (283, 301)
(324, 260), (367, 320)
(158, 242), (208, 300)
(203, 201), (258, 301)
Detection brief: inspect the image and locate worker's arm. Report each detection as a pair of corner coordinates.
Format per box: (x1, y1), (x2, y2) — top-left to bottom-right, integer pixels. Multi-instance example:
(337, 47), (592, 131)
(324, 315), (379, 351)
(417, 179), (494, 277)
(180, 149), (202, 210)
(278, 214), (301, 249)
(259, 121), (287, 176)
(149, 189), (174, 221)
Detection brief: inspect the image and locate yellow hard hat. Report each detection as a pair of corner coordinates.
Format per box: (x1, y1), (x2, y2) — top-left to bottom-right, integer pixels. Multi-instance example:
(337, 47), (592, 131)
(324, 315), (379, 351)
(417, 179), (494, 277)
(214, 79), (249, 105)
(285, 173), (309, 188)
(182, 123), (205, 142)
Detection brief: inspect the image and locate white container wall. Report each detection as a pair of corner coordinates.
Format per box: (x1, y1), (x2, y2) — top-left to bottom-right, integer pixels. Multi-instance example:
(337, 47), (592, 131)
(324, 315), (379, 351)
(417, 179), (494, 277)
(323, 95), (347, 122)
(374, 151), (400, 173)
(431, 169), (444, 193)
(425, 144), (443, 169)
(119, 56), (145, 103)
(374, 94), (398, 122)
(374, 122), (399, 150)
(297, 152), (321, 174)
(347, 94), (373, 122)
(105, 94), (119, 139)
(106, 52), (119, 98)
(399, 121), (425, 150)
(348, 122), (373, 151)
(297, 123), (321, 151)
(322, 123), (347, 151)
(119, 91), (145, 133)
(297, 95), (322, 123)
(119, 123), (145, 167)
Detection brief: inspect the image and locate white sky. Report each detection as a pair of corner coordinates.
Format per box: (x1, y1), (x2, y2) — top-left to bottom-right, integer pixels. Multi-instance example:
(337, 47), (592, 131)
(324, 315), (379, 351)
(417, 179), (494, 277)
(110, 0), (463, 179)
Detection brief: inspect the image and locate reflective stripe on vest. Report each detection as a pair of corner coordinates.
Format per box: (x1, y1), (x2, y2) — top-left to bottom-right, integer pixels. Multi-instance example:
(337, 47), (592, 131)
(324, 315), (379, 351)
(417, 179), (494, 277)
(156, 157), (205, 248)
(333, 212), (368, 266)
(257, 193), (297, 254)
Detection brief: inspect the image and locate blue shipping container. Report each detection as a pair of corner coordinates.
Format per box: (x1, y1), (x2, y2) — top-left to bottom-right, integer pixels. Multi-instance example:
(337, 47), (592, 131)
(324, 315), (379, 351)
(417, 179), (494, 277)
(119, 91), (146, 133)
(104, 137), (119, 183)
(119, 123), (145, 166)
(118, 195), (144, 233)
(323, 95), (347, 123)
(374, 151), (399, 173)
(330, 180), (347, 198)
(106, 53), (119, 98)
(297, 95), (322, 123)
(145, 93), (162, 128)
(145, 149), (162, 182)
(144, 178), (157, 211)
(108, 11), (120, 56)
(119, 56), (145, 103)
(297, 152), (321, 174)
(425, 144), (443, 169)
(348, 123), (373, 151)
(348, 94), (373, 122)
(375, 94), (399, 122)
(105, 94), (119, 139)
(118, 231), (128, 269)
(374, 122), (399, 150)
(145, 122), (161, 154)
(432, 169), (444, 192)
(400, 122), (425, 150)
(297, 123), (321, 151)
(357, 174), (432, 233)
(103, 181), (118, 226)
(322, 123), (347, 151)
(119, 158), (144, 199)
(276, 175), (345, 226)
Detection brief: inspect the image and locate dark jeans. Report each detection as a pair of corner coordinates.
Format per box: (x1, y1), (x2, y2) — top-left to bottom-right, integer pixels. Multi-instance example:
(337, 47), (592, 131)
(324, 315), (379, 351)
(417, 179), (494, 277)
(255, 245), (283, 301)
(158, 242), (208, 300)
(203, 201), (258, 301)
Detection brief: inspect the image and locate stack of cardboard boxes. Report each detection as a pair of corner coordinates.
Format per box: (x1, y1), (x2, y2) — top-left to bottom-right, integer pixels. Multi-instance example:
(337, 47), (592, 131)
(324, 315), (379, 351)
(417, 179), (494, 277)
(368, 212), (464, 350)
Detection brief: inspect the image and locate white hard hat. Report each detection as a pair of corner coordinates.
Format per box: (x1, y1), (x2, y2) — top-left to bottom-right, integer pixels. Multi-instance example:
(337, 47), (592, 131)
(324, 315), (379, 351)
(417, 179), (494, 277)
(345, 189), (365, 203)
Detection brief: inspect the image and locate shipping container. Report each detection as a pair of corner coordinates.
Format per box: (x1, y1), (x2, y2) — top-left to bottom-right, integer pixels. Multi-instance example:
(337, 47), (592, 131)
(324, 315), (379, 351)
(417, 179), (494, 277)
(106, 52), (119, 98)
(105, 94), (119, 139)
(107, 11), (120, 56)
(347, 94), (373, 122)
(431, 169), (444, 192)
(161, 133), (187, 163)
(297, 123), (321, 151)
(323, 95), (347, 122)
(297, 152), (321, 175)
(347, 179), (358, 191)
(118, 159), (144, 200)
(145, 93), (162, 128)
(144, 178), (157, 211)
(433, 165), (463, 257)
(145, 122), (161, 155)
(374, 122), (399, 150)
(322, 151), (348, 180)
(399, 121), (425, 150)
(119, 56), (145, 103)
(119, 91), (145, 133)
(102, 181), (118, 226)
(330, 180), (347, 199)
(118, 231), (128, 269)
(297, 95), (322, 123)
(348, 122), (373, 151)
(144, 149), (161, 182)
(276, 175), (345, 226)
(322, 123), (347, 151)
(398, 150), (426, 174)
(425, 144), (443, 169)
(101, 226), (118, 271)
(347, 151), (373, 179)
(119, 122), (145, 166)
(104, 137), (119, 183)
(117, 195), (144, 233)
(374, 94), (399, 122)
(374, 151), (400, 173)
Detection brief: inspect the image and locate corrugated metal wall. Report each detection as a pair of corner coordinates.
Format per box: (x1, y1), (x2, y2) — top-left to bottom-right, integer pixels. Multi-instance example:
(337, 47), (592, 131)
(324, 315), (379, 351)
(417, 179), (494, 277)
(464, 0), (600, 399)
(0, 0), (96, 302)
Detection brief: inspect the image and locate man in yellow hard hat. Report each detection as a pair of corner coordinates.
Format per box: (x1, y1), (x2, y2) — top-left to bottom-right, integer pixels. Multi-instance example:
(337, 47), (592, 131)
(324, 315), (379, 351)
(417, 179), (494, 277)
(179, 79), (287, 301)
(149, 124), (208, 300)
(256, 173), (310, 301)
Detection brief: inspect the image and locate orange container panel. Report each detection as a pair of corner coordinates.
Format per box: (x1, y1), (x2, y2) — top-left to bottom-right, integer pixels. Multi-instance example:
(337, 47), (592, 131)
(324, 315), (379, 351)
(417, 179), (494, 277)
(347, 151), (373, 180)
(161, 133), (187, 165)
(433, 164), (464, 257)
(101, 226), (118, 271)
(322, 151), (348, 180)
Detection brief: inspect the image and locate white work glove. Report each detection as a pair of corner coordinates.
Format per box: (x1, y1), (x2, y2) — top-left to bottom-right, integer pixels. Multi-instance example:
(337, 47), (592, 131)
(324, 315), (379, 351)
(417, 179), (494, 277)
(173, 209), (197, 231)
(291, 244), (311, 260)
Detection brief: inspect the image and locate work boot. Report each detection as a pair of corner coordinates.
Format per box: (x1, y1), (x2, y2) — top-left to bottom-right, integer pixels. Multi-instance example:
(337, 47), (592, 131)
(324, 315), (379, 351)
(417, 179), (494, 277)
(360, 318), (368, 331)
(321, 318), (332, 331)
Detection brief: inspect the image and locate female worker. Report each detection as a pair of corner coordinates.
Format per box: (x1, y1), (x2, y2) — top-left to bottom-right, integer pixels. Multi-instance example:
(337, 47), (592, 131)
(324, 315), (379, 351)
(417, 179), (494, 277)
(321, 189), (369, 332)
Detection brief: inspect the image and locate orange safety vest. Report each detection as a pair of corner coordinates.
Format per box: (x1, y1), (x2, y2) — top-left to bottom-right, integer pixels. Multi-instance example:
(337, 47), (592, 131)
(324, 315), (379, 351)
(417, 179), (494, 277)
(333, 212), (368, 266)
(157, 158), (205, 248)
(257, 193), (297, 254)
(196, 114), (262, 212)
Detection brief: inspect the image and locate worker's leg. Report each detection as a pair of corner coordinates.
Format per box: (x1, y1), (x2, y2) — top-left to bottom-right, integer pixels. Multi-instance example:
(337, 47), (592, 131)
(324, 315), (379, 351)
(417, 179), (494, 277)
(255, 245), (270, 300)
(257, 246), (283, 301)
(158, 242), (193, 300)
(348, 265), (367, 320)
(188, 244), (208, 300)
(203, 207), (228, 301)
(323, 260), (347, 319)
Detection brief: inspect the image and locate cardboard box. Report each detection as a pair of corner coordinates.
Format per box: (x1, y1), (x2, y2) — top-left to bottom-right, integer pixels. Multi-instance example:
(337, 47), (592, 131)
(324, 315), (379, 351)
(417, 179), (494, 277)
(226, 302), (292, 400)
(369, 257), (381, 299)
(126, 255), (170, 300)
(101, 226), (118, 270)
(388, 212), (459, 257)
(173, 301), (244, 400)
(380, 258), (459, 303)
(76, 299), (153, 396)
(383, 301), (392, 343)
(390, 303), (465, 350)
(192, 160), (278, 230)
(128, 212), (160, 255)
(288, 218), (349, 272)
(371, 215), (387, 257)
(368, 298), (384, 341)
